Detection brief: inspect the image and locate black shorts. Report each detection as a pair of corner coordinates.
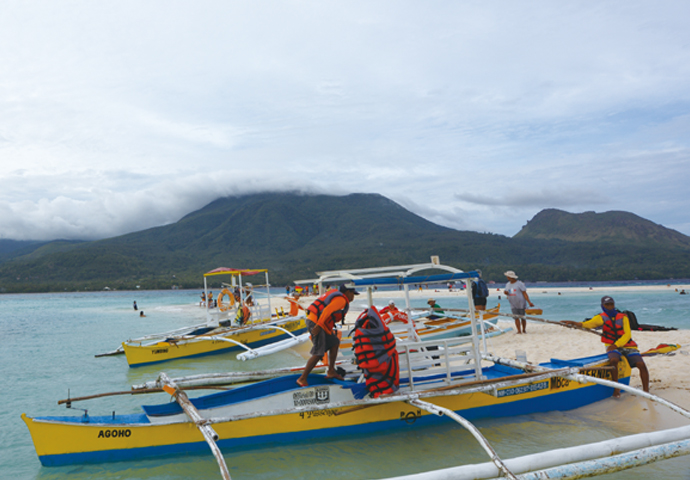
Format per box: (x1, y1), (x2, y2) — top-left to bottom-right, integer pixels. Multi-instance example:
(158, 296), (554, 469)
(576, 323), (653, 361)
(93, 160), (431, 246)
(307, 320), (340, 356)
(473, 297), (487, 307)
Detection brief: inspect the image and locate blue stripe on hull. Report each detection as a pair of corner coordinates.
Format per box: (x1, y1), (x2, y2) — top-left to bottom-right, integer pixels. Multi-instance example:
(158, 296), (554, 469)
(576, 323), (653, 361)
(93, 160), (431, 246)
(37, 380), (625, 466)
(129, 327), (308, 368)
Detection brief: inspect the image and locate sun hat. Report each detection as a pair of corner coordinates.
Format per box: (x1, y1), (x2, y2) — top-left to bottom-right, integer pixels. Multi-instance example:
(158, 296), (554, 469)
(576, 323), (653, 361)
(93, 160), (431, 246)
(504, 270), (518, 279)
(427, 298), (435, 303)
(389, 300), (395, 305)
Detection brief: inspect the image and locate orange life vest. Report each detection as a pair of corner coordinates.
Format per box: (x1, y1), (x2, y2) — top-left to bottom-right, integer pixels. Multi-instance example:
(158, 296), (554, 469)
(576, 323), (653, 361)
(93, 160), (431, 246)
(352, 306), (399, 398)
(601, 311), (637, 348)
(306, 290), (349, 334)
(286, 296), (303, 316)
(379, 306), (409, 324)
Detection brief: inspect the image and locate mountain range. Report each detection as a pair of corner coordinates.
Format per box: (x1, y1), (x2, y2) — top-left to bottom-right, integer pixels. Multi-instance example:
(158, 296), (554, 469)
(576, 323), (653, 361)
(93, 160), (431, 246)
(1, 192), (689, 293)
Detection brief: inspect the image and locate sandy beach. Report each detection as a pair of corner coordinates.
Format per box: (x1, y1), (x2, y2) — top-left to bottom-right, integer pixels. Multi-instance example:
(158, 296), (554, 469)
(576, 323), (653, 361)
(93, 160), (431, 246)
(273, 284), (690, 428)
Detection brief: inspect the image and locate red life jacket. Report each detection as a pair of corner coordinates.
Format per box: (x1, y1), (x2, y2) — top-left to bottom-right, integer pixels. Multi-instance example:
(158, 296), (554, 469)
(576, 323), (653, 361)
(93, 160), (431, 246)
(352, 306), (399, 398)
(306, 290), (349, 334)
(601, 311), (638, 348)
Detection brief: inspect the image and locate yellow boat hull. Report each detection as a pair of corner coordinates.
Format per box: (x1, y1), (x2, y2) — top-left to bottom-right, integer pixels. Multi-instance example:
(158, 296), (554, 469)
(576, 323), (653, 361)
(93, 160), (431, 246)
(23, 356), (631, 466)
(122, 318), (307, 367)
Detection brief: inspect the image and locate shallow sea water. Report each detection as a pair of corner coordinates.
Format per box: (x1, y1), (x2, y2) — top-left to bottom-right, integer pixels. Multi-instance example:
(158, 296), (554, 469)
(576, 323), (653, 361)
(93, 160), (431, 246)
(2, 286), (690, 479)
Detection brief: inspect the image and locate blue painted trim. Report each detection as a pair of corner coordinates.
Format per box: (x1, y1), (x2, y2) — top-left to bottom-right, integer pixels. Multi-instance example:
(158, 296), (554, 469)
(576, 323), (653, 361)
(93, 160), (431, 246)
(37, 380), (626, 466)
(353, 271), (479, 287)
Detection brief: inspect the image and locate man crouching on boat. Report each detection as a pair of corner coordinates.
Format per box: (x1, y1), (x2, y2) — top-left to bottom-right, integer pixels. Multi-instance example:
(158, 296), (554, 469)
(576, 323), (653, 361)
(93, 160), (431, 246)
(297, 283), (359, 387)
(562, 295), (650, 397)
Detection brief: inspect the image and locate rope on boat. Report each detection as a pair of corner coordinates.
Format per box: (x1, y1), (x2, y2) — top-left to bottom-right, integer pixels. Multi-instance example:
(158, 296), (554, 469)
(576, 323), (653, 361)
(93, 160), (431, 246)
(439, 307), (601, 336)
(408, 398), (518, 480)
(158, 373), (232, 480)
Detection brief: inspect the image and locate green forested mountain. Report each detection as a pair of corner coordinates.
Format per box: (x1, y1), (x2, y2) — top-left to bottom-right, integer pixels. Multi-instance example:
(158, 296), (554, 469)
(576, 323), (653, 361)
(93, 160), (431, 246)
(1, 193), (689, 293)
(515, 208), (690, 248)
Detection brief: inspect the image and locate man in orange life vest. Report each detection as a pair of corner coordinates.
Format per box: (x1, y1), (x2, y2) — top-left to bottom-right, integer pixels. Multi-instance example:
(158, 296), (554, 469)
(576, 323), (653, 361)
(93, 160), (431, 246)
(562, 295), (649, 397)
(296, 283), (359, 387)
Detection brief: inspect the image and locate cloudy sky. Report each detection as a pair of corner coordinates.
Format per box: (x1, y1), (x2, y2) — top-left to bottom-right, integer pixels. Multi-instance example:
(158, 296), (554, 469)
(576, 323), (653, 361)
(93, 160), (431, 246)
(2, 1), (689, 241)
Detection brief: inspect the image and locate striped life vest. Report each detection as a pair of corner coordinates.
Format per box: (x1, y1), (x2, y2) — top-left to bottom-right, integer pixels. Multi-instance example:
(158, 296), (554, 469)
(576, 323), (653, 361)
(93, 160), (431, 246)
(352, 306), (399, 398)
(306, 290), (349, 334)
(601, 311), (638, 348)
(379, 306), (409, 324)
(235, 304), (251, 325)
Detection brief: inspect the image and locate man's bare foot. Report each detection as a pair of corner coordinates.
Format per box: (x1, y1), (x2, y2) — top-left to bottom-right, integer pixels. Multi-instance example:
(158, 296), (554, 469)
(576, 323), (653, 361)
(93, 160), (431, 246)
(612, 390), (621, 398)
(326, 371), (344, 381)
(296, 378), (308, 387)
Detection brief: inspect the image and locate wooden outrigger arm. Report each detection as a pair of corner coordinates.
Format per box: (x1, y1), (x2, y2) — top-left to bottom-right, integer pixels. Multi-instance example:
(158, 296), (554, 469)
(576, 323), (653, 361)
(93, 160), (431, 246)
(158, 373), (232, 480)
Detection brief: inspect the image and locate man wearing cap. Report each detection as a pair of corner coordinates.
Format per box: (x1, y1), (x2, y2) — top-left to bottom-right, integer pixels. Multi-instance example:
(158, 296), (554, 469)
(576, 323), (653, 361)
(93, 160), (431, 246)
(562, 296), (649, 397)
(504, 270), (534, 334)
(297, 283), (359, 387)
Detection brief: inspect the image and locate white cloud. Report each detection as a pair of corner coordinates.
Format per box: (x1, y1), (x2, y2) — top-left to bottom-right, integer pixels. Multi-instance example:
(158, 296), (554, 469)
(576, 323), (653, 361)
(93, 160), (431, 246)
(1, 1), (689, 240)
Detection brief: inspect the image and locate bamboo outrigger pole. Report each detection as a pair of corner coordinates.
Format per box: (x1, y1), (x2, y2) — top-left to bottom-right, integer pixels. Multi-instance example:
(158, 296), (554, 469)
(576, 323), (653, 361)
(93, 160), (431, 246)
(158, 373), (232, 480)
(409, 398), (518, 480)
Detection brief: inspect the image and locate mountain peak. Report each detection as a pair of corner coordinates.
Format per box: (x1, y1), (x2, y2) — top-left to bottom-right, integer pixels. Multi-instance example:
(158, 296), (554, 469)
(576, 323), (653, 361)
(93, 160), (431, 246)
(514, 208), (690, 247)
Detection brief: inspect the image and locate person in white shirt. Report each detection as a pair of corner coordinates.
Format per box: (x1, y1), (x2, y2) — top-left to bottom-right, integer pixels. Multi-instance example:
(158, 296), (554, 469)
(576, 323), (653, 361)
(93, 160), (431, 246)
(504, 270), (534, 334)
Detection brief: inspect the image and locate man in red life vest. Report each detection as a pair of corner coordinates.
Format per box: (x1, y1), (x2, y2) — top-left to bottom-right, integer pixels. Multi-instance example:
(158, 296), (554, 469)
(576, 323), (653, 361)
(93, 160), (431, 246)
(296, 283), (359, 387)
(562, 296), (649, 397)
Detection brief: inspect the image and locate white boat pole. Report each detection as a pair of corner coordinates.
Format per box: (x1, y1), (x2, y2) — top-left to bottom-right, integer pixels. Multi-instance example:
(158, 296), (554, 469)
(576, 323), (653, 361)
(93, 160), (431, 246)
(204, 275), (210, 324)
(378, 425), (690, 480)
(409, 398), (518, 480)
(265, 270), (271, 318)
(464, 278), (483, 380)
(158, 373), (232, 480)
(508, 438), (690, 480)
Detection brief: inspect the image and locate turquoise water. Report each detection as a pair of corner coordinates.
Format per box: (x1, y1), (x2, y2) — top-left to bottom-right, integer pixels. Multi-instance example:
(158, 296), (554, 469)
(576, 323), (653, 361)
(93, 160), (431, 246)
(2, 287), (690, 479)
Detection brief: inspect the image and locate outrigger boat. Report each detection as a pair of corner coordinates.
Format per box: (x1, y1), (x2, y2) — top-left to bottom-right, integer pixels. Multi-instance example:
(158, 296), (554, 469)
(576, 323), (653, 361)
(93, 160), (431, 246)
(27, 258), (689, 480)
(97, 268), (308, 367)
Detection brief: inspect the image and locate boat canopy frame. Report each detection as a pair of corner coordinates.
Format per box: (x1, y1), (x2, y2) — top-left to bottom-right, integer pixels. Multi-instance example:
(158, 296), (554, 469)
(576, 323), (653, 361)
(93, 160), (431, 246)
(295, 256), (485, 379)
(203, 268), (272, 327)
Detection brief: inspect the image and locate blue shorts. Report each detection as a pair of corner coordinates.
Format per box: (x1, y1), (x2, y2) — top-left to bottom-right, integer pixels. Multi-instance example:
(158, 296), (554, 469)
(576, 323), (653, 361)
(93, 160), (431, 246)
(608, 348), (643, 367)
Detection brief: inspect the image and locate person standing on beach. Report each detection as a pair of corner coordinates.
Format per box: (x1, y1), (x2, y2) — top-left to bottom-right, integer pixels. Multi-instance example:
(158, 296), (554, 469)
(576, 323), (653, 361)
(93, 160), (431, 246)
(297, 283), (359, 387)
(504, 270), (534, 334)
(561, 296), (649, 397)
(471, 270), (489, 311)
